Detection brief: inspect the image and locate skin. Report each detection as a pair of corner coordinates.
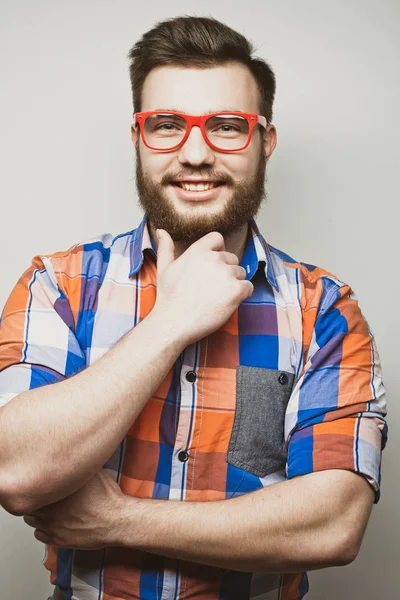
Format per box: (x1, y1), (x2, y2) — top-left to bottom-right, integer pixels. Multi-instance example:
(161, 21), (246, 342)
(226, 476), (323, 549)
(20, 63), (374, 573)
(131, 62), (277, 257)
(24, 469), (373, 572)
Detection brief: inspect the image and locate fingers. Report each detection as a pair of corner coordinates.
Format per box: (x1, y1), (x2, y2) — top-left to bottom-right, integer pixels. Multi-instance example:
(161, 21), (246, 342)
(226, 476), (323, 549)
(34, 529), (50, 544)
(23, 515), (39, 527)
(216, 251), (240, 266)
(23, 514), (50, 543)
(244, 280), (254, 297)
(231, 269), (254, 299)
(193, 231), (225, 252)
(230, 265), (247, 280)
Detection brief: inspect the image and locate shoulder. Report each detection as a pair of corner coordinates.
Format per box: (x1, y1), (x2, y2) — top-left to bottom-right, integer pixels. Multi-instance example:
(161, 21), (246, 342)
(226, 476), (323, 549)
(31, 228), (138, 292)
(266, 242), (353, 313)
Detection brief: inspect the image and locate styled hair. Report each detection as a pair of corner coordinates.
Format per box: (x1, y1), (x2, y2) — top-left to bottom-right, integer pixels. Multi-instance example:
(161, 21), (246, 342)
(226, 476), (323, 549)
(128, 15), (276, 123)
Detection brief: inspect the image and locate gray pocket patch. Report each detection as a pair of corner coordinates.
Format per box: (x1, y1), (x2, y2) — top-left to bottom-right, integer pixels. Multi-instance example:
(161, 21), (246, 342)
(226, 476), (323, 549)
(227, 365), (295, 478)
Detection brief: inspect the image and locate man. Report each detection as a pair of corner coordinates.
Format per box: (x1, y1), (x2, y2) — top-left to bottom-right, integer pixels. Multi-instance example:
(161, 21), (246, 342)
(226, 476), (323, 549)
(0, 15), (387, 600)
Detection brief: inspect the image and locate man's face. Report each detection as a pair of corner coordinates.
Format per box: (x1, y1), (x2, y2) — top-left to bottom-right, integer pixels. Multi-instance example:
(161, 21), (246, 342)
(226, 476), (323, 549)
(131, 62), (277, 243)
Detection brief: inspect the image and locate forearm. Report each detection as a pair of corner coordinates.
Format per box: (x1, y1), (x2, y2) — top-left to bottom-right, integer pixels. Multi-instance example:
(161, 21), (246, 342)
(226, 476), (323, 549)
(117, 470), (373, 573)
(0, 309), (184, 514)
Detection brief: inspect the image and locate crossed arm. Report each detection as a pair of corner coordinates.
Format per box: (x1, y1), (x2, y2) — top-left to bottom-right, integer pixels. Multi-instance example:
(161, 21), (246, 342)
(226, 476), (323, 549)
(23, 467), (374, 573)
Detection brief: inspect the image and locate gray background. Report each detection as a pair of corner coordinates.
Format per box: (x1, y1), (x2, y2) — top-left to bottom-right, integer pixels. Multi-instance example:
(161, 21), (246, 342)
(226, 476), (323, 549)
(0, 1), (398, 598)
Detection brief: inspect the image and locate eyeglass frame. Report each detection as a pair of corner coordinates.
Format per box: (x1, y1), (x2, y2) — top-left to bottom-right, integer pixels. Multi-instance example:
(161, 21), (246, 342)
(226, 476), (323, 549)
(132, 110), (268, 153)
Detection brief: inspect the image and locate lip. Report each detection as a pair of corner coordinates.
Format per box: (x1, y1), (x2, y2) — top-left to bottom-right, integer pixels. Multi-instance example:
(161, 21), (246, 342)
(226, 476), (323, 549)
(170, 183), (225, 202)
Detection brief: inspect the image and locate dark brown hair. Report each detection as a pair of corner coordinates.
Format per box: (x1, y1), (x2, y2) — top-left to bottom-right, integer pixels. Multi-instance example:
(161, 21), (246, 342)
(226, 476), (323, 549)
(128, 15), (276, 123)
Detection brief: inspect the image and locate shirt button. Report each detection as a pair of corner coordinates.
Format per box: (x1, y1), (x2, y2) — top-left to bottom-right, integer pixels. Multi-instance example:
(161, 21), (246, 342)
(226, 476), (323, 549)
(178, 450), (189, 462)
(185, 370), (197, 383)
(278, 373), (289, 385)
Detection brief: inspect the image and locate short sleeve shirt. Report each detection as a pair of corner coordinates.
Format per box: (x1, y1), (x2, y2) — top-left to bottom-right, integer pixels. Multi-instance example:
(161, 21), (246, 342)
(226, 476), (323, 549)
(0, 213), (387, 600)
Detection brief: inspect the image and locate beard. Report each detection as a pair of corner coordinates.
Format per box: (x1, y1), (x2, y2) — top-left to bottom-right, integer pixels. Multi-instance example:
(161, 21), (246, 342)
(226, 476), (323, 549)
(134, 143), (268, 244)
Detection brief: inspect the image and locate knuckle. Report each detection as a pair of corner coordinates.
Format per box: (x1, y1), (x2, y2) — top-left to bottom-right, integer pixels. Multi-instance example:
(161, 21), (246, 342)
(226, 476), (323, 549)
(234, 266), (246, 279)
(212, 231), (224, 243)
(205, 231), (224, 246)
(227, 252), (239, 265)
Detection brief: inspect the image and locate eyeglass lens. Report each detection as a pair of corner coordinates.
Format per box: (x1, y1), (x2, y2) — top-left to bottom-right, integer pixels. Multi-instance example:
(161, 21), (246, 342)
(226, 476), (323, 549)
(143, 114), (250, 150)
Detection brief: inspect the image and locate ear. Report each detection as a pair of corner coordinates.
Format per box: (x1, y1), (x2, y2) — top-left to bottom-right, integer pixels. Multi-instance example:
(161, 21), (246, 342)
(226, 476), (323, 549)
(263, 125), (277, 162)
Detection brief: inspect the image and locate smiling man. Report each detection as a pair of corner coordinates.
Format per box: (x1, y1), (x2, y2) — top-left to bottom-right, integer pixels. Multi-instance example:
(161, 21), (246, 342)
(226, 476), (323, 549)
(0, 15), (387, 600)
(134, 62), (271, 249)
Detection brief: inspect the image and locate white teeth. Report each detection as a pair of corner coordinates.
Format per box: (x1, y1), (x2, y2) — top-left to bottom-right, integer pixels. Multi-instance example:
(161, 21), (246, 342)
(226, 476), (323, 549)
(179, 182), (218, 191)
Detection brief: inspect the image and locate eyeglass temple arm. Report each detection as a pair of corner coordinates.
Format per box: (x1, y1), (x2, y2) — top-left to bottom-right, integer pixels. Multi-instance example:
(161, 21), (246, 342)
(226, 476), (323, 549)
(258, 115), (267, 129)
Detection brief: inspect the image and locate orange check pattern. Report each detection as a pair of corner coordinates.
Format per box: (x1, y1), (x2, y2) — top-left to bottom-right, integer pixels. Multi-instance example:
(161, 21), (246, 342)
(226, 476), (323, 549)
(0, 214), (387, 599)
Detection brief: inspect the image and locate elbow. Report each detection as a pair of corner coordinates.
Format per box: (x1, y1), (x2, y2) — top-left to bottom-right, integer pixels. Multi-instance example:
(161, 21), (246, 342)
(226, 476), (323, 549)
(332, 538), (361, 567)
(1, 496), (29, 517)
(1, 466), (92, 516)
(331, 547), (359, 567)
(327, 527), (363, 567)
(1, 491), (33, 518)
(0, 469), (38, 516)
(296, 527), (363, 570)
(255, 531), (361, 573)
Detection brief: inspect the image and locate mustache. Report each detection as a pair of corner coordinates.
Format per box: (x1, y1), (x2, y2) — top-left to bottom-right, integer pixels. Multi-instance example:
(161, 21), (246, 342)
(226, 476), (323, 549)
(161, 171), (235, 185)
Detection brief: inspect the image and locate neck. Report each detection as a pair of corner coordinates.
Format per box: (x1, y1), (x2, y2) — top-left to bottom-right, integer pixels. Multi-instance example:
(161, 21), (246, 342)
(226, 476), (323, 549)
(148, 220), (249, 263)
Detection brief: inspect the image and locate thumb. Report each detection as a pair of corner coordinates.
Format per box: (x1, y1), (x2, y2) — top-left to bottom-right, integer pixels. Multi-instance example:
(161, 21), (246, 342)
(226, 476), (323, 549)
(156, 229), (175, 275)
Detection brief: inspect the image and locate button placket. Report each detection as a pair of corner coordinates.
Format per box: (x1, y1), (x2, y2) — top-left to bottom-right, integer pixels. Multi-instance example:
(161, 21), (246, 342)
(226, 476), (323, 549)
(176, 368), (197, 465)
(168, 344), (198, 501)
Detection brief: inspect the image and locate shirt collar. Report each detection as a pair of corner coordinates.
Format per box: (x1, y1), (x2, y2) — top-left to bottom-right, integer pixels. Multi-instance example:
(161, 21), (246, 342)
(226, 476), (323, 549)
(129, 213), (156, 277)
(242, 218), (279, 291)
(129, 213), (279, 291)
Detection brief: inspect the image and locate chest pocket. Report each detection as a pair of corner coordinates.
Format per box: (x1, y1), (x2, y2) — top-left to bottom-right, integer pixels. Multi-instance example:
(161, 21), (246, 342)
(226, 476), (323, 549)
(226, 365), (295, 478)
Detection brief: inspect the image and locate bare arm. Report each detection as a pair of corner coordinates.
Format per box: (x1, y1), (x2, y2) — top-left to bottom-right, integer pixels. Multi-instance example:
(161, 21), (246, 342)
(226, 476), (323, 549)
(0, 230), (252, 515)
(0, 311), (184, 515)
(116, 470), (374, 572)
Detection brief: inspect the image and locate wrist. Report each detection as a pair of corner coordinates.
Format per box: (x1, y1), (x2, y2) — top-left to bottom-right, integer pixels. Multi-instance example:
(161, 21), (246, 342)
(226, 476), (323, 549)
(111, 495), (140, 547)
(145, 305), (190, 350)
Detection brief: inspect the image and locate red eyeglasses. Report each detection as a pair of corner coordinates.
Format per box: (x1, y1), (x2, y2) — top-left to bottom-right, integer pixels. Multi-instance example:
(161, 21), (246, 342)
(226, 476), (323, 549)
(133, 111), (267, 153)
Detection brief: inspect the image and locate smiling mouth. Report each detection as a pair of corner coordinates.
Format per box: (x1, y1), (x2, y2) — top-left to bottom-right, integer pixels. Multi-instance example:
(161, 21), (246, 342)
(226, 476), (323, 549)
(171, 181), (225, 192)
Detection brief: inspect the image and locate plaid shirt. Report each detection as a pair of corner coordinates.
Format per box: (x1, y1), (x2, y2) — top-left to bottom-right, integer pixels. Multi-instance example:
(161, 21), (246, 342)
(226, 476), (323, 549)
(0, 213), (387, 600)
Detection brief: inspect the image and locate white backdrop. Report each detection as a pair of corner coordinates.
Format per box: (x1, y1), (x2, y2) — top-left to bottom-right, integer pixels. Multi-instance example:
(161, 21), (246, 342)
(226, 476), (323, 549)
(0, 1), (398, 598)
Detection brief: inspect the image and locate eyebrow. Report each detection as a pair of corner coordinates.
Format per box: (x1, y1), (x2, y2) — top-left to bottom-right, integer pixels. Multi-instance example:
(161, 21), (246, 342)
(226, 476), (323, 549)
(152, 108), (244, 114)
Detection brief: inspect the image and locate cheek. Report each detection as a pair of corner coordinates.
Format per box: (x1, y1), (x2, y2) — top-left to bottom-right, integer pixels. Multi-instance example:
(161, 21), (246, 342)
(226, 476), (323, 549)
(141, 152), (175, 182)
(222, 156), (255, 179)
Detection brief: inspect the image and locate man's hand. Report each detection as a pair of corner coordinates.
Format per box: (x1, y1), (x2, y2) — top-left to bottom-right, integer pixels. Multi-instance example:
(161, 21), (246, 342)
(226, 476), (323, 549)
(23, 470), (126, 549)
(154, 229), (254, 346)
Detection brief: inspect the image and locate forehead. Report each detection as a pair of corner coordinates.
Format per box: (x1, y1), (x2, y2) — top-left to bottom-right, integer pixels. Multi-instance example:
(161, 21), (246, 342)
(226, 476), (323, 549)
(141, 63), (261, 115)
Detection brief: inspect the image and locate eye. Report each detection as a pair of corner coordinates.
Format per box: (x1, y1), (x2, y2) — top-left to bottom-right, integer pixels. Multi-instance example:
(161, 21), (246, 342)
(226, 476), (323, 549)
(206, 116), (247, 136)
(157, 123), (179, 130)
(217, 124), (240, 132)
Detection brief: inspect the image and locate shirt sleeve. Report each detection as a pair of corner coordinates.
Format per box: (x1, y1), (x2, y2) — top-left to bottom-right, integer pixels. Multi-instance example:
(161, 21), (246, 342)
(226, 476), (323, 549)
(285, 282), (387, 503)
(0, 254), (85, 407)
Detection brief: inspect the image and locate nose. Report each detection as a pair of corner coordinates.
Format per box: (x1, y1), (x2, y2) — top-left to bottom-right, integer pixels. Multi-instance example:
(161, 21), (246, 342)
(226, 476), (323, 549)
(178, 125), (215, 166)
